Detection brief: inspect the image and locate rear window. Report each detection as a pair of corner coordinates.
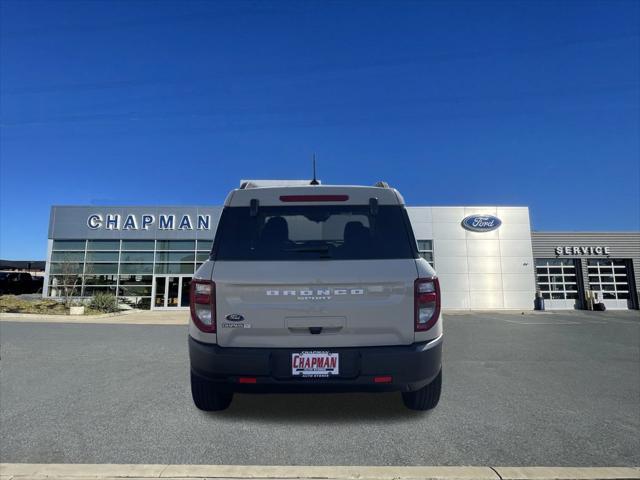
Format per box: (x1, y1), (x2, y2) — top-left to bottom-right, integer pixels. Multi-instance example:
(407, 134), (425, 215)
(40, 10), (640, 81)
(213, 205), (416, 261)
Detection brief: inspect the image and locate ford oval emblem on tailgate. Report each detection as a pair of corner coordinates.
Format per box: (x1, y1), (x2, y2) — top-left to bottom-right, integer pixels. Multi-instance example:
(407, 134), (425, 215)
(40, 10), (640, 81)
(461, 214), (502, 232)
(225, 314), (244, 322)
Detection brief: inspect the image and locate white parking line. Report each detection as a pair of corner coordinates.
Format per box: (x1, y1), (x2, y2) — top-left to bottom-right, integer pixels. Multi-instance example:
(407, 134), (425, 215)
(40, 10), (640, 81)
(497, 318), (581, 325)
(1, 464), (638, 480)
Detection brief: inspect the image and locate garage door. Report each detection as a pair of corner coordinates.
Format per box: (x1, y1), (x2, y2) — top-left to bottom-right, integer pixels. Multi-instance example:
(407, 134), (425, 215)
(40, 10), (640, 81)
(536, 258), (580, 309)
(587, 259), (632, 310)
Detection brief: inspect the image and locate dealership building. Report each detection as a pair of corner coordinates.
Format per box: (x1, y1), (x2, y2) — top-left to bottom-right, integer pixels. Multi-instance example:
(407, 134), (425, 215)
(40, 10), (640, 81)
(44, 201), (640, 311)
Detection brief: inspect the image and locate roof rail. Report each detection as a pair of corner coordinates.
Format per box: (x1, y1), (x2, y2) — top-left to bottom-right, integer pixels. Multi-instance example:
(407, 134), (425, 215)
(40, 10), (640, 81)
(374, 181), (390, 188)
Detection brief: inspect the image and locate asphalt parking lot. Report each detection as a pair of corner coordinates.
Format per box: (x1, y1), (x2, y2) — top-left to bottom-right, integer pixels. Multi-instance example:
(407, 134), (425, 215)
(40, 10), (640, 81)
(1, 311), (638, 467)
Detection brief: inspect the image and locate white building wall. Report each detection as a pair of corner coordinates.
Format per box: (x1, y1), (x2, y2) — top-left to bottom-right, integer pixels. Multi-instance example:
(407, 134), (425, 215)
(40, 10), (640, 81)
(42, 239), (53, 298)
(407, 206), (536, 310)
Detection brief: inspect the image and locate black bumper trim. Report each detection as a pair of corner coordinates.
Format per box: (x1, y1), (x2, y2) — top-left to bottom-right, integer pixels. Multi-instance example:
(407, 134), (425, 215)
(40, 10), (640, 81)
(189, 336), (442, 393)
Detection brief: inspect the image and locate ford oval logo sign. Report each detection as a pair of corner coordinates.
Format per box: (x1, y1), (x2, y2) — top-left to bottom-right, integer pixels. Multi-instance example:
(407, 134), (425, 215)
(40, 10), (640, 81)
(461, 214), (502, 232)
(225, 314), (244, 322)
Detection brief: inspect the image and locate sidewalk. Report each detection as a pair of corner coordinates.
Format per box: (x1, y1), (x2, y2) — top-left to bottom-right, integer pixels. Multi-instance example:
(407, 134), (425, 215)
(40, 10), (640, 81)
(1, 464), (639, 480)
(0, 309), (188, 325)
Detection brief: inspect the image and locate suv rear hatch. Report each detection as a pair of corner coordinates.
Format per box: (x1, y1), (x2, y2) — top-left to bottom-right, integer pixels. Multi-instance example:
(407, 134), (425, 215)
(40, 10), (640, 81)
(211, 198), (419, 348)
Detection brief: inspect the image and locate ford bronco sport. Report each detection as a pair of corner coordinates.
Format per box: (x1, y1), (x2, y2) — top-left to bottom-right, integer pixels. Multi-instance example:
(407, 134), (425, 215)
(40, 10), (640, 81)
(189, 181), (442, 411)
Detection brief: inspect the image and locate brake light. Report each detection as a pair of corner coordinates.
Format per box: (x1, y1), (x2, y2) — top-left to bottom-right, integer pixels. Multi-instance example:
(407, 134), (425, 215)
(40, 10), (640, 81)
(190, 279), (216, 333)
(414, 278), (441, 331)
(238, 377), (257, 384)
(279, 195), (349, 202)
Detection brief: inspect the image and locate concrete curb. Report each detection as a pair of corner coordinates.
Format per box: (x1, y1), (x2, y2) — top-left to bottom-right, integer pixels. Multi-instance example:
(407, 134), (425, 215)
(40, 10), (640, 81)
(1, 464), (638, 480)
(0, 311), (187, 325)
(0, 310), (134, 320)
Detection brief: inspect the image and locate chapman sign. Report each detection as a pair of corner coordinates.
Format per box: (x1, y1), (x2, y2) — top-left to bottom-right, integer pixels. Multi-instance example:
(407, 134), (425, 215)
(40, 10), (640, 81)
(555, 246), (611, 256)
(87, 213), (211, 231)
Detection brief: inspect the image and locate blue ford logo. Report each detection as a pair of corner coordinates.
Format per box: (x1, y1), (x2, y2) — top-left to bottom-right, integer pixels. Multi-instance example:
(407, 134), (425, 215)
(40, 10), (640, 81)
(461, 214), (502, 232)
(225, 314), (244, 322)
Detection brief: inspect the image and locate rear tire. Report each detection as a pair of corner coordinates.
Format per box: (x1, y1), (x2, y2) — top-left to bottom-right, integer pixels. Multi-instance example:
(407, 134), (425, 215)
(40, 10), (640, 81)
(190, 372), (233, 411)
(402, 370), (442, 411)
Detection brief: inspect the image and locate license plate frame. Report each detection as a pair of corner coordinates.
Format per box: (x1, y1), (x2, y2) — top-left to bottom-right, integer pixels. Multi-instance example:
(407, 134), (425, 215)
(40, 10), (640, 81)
(291, 351), (340, 377)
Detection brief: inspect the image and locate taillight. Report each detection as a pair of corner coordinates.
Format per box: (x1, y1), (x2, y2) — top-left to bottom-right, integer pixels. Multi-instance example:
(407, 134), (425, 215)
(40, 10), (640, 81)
(414, 278), (441, 331)
(279, 195), (349, 202)
(190, 279), (216, 333)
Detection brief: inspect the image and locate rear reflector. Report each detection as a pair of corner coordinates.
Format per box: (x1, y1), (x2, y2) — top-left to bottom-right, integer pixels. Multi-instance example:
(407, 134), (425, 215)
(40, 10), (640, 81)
(279, 195), (349, 202)
(238, 377), (257, 384)
(374, 376), (393, 383)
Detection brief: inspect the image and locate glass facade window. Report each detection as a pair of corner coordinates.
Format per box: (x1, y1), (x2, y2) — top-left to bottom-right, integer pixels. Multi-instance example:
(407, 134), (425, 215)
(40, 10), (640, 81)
(156, 240), (195, 250)
(52, 240), (86, 250)
(84, 275), (117, 285)
(87, 240), (120, 250)
(196, 252), (210, 262)
(417, 240), (435, 267)
(48, 237), (213, 309)
(84, 286), (117, 296)
(51, 251), (85, 262)
(119, 263), (154, 274)
(120, 251), (154, 263)
(121, 240), (155, 250)
(155, 263), (195, 274)
(85, 263), (118, 274)
(50, 262), (83, 274)
(197, 240), (213, 251)
(49, 275), (82, 286)
(155, 252), (195, 263)
(119, 285), (153, 296)
(86, 252), (119, 262)
(48, 283), (81, 297)
(119, 274), (153, 285)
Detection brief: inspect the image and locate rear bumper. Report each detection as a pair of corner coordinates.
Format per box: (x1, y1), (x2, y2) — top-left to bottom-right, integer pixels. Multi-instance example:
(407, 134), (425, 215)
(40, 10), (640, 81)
(189, 335), (442, 393)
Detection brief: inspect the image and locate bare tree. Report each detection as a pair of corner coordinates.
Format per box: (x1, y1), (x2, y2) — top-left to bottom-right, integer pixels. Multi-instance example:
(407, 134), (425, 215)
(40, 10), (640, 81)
(50, 254), (83, 308)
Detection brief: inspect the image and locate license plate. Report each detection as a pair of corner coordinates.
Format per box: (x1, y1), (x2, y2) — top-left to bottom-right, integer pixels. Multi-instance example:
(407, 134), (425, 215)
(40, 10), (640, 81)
(291, 351), (339, 377)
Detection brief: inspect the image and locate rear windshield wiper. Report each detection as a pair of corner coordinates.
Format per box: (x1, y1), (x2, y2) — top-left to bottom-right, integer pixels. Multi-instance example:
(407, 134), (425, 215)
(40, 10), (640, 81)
(284, 245), (330, 253)
(283, 245), (332, 257)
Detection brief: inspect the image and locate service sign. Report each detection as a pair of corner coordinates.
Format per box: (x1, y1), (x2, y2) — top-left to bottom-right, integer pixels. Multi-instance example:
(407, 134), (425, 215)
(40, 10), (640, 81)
(555, 246), (611, 256)
(461, 214), (502, 232)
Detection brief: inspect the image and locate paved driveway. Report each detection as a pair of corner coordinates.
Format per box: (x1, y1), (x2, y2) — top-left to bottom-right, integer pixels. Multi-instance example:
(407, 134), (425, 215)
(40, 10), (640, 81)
(1, 311), (638, 466)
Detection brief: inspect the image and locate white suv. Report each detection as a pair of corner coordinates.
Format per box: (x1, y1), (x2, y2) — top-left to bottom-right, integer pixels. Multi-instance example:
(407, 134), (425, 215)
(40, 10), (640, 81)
(189, 181), (442, 411)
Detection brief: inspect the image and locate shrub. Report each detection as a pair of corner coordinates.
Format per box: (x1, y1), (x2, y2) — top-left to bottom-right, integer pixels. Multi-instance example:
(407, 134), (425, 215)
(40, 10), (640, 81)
(0, 295), (67, 314)
(89, 293), (119, 313)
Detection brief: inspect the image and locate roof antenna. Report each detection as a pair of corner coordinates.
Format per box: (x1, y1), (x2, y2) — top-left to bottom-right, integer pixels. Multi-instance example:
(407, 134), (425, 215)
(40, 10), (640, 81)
(310, 153), (319, 185)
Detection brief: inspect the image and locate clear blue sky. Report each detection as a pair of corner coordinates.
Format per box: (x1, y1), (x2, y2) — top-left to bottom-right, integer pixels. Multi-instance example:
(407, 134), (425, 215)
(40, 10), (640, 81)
(1, 0), (639, 260)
